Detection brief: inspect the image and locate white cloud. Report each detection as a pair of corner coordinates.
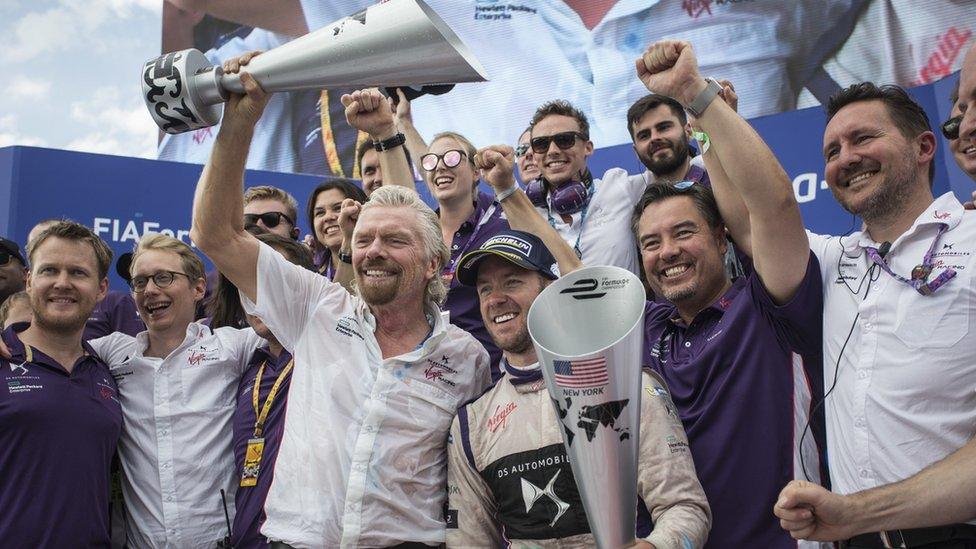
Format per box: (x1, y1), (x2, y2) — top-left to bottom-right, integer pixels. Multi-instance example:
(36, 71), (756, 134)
(0, 115), (48, 148)
(1, 0), (158, 63)
(65, 86), (157, 159)
(8, 76), (51, 100)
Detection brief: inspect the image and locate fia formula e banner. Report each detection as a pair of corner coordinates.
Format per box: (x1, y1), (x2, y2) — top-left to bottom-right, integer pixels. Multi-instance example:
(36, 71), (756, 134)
(156, 0), (976, 179)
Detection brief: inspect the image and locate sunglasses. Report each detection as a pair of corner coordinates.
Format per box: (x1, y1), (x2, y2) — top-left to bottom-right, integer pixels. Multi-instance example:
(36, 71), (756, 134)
(514, 144), (531, 158)
(243, 211), (294, 229)
(529, 131), (586, 154)
(130, 270), (191, 293)
(942, 115), (962, 140)
(420, 149), (467, 172)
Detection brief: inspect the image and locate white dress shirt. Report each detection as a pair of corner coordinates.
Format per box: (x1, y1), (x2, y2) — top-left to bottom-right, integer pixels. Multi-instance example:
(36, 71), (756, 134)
(240, 242), (492, 548)
(90, 324), (263, 548)
(808, 192), (976, 497)
(537, 167), (645, 275)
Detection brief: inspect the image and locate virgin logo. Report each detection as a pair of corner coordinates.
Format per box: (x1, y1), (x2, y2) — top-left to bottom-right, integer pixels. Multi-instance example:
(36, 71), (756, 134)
(188, 351), (206, 366)
(934, 211), (951, 220)
(488, 402), (518, 432)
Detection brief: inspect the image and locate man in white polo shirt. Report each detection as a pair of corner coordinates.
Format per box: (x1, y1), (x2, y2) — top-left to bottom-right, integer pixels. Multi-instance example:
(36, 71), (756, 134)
(190, 58), (491, 547)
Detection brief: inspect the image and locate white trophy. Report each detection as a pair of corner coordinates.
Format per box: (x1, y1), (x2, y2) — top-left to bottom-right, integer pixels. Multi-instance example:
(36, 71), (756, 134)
(527, 265), (646, 548)
(141, 0), (488, 134)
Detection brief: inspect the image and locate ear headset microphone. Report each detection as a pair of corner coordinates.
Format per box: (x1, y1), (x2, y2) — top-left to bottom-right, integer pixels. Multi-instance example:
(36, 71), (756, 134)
(798, 240), (890, 482)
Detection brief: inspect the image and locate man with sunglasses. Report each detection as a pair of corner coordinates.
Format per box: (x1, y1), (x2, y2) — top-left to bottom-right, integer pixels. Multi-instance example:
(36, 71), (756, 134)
(84, 233), (264, 548)
(243, 186), (301, 240)
(0, 237), (28, 307)
(515, 128), (541, 184)
(526, 100), (648, 275)
(943, 84), (976, 209)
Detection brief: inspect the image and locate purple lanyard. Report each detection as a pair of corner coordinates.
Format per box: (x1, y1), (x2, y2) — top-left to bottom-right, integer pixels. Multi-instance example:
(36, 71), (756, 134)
(443, 204), (493, 286)
(864, 223), (957, 296)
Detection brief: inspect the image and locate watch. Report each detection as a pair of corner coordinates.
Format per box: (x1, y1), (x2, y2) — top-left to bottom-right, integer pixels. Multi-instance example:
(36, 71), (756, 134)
(338, 250), (353, 264)
(686, 78), (721, 118)
(372, 132), (406, 152)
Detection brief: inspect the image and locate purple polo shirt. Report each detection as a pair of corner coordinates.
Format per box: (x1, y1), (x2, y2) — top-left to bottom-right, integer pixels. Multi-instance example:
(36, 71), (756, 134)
(84, 290), (145, 341)
(441, 192), (509, 381)
(643, 253), (825, 549)
(0, 323), (122, 547)
(231, 347), (294, 548)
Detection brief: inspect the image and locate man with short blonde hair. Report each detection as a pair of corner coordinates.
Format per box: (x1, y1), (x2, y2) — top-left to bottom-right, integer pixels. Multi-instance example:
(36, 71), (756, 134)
(88, 233), (263, 548)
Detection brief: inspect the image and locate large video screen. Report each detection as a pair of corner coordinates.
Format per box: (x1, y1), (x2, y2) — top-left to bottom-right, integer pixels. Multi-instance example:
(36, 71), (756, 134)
(157, 0), (976, 179)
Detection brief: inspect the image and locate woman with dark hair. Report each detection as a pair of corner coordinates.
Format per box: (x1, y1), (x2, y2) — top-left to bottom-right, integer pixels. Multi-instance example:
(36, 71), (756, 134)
(305, 178), (368, 279)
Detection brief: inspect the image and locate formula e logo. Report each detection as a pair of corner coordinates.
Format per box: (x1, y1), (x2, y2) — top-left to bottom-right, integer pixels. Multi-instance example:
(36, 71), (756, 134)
(559, 279), (606, 300)
(521, 470), (570, 526)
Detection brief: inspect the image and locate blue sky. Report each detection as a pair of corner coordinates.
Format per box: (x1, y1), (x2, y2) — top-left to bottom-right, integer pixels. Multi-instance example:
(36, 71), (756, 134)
(0, 0), (161, 158)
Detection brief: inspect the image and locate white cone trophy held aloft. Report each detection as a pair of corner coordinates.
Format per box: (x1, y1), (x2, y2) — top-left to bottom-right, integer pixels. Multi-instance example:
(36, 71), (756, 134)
(142, 0), (488, 134)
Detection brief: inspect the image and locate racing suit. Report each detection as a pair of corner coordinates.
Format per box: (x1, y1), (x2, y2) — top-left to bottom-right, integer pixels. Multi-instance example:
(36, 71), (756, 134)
(447, 361), (710, 548)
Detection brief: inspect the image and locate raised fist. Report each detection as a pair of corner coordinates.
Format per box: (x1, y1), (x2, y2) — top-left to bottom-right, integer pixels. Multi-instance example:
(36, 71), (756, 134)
(635, 40), (705, 107)
(475, 145), (516, 192)
(338, 198), (362, 243)
(341, 88), (397, 140)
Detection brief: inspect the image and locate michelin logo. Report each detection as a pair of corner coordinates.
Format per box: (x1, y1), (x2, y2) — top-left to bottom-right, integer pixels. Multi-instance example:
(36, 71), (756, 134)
(483, 235), (532, 255)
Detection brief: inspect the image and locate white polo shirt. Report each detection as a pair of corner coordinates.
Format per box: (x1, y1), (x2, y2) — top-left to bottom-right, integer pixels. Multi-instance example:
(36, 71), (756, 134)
(808, 192), (976, 496)
(240, 242), (492, 548)
(537, 167), (645, 275)
(90, 323), (263, 549)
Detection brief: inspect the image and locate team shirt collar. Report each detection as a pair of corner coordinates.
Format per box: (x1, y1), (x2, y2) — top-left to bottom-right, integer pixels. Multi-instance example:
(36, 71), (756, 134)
(842, 192), (965, 255)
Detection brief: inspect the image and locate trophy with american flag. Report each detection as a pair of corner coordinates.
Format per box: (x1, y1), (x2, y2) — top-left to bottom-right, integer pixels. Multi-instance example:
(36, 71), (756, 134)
(527, 265), (646, 548)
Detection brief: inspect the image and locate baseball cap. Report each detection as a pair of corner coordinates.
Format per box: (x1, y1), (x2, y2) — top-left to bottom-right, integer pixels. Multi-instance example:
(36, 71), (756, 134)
(456, 230), (558, 287)
(0, 237), (27, 267)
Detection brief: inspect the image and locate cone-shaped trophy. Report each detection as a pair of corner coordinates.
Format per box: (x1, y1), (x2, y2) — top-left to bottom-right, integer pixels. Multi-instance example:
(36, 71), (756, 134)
(527, 266), (646, 548)
(142, 0), (488, 134)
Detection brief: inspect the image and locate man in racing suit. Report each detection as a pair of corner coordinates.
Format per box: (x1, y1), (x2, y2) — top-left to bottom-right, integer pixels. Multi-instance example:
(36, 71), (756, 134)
(446, 218), (711, 546)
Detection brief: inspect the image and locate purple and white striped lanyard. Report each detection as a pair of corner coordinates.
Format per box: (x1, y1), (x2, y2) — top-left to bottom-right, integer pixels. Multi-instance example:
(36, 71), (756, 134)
(863, 223), (957, 296)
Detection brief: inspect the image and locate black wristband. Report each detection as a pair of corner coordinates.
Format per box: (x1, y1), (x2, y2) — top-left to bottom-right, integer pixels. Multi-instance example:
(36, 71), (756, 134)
(372, 132), (406, 152)
(338, 250), (353, 264)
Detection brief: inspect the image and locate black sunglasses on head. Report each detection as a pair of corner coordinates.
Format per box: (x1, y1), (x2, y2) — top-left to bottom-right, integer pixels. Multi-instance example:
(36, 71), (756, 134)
(243, 211), (294, 229)
(942, 115), (962, 140)
(529, 131), (586, 154)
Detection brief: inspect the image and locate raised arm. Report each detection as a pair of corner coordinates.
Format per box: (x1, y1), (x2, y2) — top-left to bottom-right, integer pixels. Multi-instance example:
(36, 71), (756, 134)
(696, 80), (754, 256)
(341, 88), (415, 191)
(190, 52), (267, 302)
(637, 41), (808, 303)
(775, 438), (976, 541)
(393, 88), (430, 170)
(475, 145), (583, 276)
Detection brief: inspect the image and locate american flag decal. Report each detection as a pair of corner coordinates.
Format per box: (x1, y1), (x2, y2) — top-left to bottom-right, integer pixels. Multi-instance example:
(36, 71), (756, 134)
(553, 357), (609, 388)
